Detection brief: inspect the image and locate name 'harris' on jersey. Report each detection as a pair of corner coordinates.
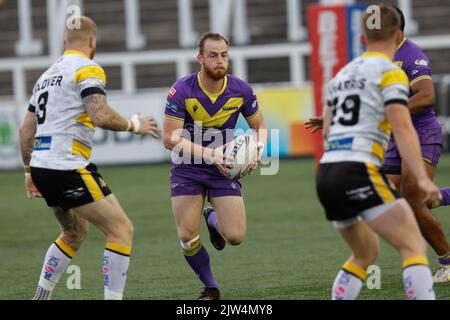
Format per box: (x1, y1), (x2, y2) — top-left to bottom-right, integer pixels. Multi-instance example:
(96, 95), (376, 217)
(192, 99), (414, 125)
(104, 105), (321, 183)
(28, 50), (107, 170)
(320, 52), (410, 166)
(163, 72), (258, 159)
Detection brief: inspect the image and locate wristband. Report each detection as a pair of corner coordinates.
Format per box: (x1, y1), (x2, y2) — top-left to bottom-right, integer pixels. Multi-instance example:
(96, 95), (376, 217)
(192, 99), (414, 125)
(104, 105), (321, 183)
(128, 114), (140, 133)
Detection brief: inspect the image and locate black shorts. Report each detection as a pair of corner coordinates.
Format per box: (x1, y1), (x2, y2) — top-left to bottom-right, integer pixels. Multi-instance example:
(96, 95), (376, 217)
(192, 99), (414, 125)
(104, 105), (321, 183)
(379, 165), (401, 175)
(31, 163), (112, 210)
(316, 162), (398, 221)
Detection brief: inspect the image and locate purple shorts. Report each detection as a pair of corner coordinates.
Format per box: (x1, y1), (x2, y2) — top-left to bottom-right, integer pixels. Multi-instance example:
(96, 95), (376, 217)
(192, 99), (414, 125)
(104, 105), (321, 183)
(170, 164), (242, 198)
(382, 127), (443, 169)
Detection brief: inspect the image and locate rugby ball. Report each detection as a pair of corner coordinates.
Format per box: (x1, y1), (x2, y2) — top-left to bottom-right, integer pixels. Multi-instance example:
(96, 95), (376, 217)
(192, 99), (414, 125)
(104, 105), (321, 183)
(224, 134), (257, 180)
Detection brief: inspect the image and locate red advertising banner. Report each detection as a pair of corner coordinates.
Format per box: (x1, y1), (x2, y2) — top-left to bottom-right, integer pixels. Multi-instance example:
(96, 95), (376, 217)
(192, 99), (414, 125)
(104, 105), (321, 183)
(308, 4), (351, 164)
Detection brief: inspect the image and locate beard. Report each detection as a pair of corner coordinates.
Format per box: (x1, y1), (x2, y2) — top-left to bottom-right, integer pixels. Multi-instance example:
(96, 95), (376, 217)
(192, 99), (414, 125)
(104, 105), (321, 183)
(204, 64), (228, 80)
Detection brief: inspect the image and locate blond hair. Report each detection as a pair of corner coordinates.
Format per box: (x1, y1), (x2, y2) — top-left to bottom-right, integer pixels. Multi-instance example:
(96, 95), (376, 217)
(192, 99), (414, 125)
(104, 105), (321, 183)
(362, 4), (400, 42)
(64, 16), (97, 44)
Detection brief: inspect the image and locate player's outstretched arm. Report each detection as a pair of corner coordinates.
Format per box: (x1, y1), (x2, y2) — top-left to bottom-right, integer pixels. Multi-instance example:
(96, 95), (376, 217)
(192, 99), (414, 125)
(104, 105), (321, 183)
(386, 103), (441, 203)
(305, 116), (324, 134)
(19, 111), (42, 199)
(83, 93), (160, 137)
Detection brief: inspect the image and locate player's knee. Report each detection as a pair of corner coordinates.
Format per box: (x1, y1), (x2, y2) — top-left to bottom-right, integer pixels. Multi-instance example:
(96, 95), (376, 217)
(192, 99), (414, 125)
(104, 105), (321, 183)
(107, 216), (134, 243)
(225, 233), (245, 246)
(121, 217), (134, 239)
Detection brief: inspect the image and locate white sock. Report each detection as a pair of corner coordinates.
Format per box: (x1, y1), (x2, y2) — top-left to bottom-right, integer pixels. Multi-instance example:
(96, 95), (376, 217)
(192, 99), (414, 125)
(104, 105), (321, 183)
(34, 240), (75, 300)
(332, 261), (367, 300)
(103, 242), (131, 300)
(403, 257), (435, 300)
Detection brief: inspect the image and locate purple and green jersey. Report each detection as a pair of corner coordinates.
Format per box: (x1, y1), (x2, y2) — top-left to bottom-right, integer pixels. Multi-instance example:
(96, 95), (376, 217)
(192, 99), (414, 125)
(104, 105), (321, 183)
(164, 72), (259, 197)
(383, 38), (443, 168)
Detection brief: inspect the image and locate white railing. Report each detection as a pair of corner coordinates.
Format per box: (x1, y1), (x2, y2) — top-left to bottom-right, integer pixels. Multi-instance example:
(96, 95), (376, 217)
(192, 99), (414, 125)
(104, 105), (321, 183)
(2, 34), (450, 105)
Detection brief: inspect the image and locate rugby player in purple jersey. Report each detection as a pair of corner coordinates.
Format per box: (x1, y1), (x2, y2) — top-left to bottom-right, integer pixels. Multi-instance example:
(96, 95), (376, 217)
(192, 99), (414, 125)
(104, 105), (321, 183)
(163, 32), (267, 299)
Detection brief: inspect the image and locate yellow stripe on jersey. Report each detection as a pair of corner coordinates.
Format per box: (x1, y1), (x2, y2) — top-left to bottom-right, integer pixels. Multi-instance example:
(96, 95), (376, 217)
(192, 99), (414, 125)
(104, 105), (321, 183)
(77, 167), (103, 201)
(197, 73), (227, 103)
(342, 260), (367, 281)
(245, 110), (259, 121)
(362, 51), (391, 61)
(55, 239), (76, 258)
(185, 97), (243, 127)
(403, 256), (429, 268)
(371, 141), (385, 162)
(72, 139), (92, 159)
(106, 242), (132, 256)
(410, 75), (432, 87)
(366, 162), (396, 203)
(377, 118), (391, 136)
(74, 65), (107, 85)
(393, 60), (403, 68)
(380, 69), (409, 90)
(164, 113), (185, 122)
(64, 49), (89, 59)
(396, 38), (407, 50)
(76, 112), (95, 129)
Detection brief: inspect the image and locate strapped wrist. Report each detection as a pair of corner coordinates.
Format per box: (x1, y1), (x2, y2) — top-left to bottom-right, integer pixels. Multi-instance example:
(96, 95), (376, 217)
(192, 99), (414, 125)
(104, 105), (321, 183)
(129, 114), (140, 133)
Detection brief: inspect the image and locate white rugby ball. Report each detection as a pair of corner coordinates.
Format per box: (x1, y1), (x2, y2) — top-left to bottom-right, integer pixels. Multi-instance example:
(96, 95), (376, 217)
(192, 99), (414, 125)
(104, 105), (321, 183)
(224, 134), (257, 180)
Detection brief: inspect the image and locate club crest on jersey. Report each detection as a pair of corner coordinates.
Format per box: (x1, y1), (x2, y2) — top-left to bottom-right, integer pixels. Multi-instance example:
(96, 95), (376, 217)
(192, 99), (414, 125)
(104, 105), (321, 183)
(168, 86), (177, 97)
(414, 59), (428, 66)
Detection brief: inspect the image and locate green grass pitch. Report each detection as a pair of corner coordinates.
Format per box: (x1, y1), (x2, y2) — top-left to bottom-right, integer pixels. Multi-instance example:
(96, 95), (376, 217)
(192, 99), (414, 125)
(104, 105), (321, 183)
(1, 156), (450, 300)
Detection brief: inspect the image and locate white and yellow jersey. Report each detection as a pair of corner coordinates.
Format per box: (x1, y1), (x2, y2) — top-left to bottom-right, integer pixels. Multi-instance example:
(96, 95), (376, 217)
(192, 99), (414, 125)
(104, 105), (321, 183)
(320, 51), (409, 167)
(29, 50), (107, 170)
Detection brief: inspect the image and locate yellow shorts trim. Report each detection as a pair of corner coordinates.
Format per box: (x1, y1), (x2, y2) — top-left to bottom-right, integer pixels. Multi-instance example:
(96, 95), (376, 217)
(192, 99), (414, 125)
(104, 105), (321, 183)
(366, 163), (396, 203)
(77, 167), (103, 201)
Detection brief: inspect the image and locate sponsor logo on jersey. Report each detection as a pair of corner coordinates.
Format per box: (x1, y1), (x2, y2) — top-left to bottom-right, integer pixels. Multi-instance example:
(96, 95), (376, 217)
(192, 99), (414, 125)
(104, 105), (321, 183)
(414, 59), (428, 66)
(33, 136), (52, 151)
(165, 101), (178, 113)
(168, 86), (177, 97)
(325, 137), (354, 152)
(222, 105), (239, 111)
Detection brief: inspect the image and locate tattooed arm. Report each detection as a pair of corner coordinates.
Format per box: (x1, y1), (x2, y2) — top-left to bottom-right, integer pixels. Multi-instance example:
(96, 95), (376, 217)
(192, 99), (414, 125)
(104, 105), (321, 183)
(19, 111), (37, 166)
(83, 93), (129, 131)
(19, 111), (42, 198)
